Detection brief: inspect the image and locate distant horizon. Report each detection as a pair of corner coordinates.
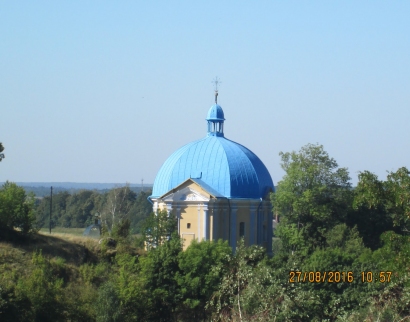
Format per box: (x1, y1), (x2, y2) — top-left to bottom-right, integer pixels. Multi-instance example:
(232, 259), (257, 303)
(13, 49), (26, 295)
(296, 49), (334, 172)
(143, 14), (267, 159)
(0, 182), (153, 188)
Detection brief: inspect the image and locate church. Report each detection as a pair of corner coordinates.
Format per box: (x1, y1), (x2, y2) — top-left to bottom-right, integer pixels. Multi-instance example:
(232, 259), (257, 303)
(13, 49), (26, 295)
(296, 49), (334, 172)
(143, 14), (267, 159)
(149, 90), (275, 254)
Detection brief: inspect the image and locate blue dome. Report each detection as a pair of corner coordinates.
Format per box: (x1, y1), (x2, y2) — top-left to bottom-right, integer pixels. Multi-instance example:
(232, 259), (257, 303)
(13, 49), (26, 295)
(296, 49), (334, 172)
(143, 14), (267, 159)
(152, 135), (274, 199)
(206, 104), (225, 121)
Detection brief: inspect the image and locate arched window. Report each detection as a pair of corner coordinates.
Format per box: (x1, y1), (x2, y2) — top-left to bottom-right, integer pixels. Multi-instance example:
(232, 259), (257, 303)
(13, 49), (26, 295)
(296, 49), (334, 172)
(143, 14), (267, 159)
(239, 222), (245, 237)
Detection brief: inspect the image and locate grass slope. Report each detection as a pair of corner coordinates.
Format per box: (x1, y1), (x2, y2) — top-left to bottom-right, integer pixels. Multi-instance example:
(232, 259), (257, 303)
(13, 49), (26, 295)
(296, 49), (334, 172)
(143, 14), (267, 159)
(0, 229), (99, 270)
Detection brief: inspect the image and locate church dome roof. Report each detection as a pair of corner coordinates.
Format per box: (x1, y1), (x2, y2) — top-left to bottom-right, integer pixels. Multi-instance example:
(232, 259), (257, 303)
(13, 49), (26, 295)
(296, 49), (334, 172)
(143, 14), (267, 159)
(152, 103), (274, 199)
(206, 104), (225, 121)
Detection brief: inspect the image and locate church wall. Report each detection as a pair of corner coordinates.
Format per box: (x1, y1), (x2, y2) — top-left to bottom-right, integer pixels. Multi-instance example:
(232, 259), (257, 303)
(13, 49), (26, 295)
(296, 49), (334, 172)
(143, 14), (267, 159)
(236, 204), (251, 246)
(179, 204), (201, 250)
(152, 193), (273, 252)
(176, 203), (205, 250)
(261, 202), (271, 250)
(211, 200), (229, 242)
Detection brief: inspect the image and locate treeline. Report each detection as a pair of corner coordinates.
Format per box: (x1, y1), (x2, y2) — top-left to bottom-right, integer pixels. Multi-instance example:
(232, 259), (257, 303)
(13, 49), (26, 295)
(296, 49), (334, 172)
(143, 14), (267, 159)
(21, 186), (149, 198)
(35, 187), (153, 233)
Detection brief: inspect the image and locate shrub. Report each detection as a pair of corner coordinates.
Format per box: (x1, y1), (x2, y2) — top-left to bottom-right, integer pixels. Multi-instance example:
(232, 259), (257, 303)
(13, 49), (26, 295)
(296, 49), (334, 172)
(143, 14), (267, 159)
(0, 182), (37, 235)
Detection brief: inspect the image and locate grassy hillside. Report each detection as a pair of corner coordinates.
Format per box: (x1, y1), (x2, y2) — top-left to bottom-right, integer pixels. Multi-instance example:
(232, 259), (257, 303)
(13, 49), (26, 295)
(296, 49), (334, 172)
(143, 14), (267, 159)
(0, 231), (109, 321)
(39, 227), (86, 237)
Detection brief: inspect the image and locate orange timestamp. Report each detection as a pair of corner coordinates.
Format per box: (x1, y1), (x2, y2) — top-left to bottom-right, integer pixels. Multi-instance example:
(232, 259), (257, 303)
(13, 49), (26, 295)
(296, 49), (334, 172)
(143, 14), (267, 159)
(289, 271), (393, 283)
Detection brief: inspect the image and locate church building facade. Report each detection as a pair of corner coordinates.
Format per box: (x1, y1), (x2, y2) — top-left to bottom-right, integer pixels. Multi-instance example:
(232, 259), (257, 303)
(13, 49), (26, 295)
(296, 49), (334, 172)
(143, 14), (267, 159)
(149, 94), (274, 254)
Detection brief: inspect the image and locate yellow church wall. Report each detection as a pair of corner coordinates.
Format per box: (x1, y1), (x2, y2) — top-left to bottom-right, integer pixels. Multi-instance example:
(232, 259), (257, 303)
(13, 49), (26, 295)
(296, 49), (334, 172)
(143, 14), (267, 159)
(152, 182), (273, 251)
(211, 201), (229, 242)
(179, 204), (201, 250)
(236, 205), (251, 246)
(155, 201), (202, 250)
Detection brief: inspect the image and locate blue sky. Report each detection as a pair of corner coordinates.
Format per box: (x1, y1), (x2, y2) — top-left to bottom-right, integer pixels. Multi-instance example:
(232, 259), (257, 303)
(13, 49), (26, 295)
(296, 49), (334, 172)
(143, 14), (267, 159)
(1, 1), (409, 185)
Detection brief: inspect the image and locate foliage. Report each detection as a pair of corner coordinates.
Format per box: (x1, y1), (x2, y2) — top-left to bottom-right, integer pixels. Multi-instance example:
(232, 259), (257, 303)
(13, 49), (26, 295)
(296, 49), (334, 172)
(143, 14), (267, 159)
(354, 167), (410, 233)
(176, 239), (231, 320)
(271, 143), (353, 255)
(0, 182), (37, 235)
(208, 238), (268, 321)
(34, 187), (152, 233)
(129, 191), (153, 233)
(0, 142), (4, 161)
(101, 185), (136, 234)
(14, 251), (64, 321)
(35, 191), (71, 229)
(95, 282), (121, 322)
(141, 209), (178, 249)
(371, 231), (410, 274)
(112, 218), (131, 240)
(136, 233), (183, 321)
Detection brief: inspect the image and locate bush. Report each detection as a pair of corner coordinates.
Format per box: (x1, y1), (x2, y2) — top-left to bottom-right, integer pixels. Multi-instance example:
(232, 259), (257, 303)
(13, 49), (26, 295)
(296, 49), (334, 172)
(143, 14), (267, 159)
(0, 182), (37, 235)
(95, 282), (121, 322)
(15, 251), (64, 321)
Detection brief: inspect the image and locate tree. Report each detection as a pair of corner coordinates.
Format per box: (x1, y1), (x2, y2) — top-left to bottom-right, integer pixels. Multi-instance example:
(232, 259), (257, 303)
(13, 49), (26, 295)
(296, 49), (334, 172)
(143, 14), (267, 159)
(0, 182), (37, 235)
(176, 239), (231, 320)
(353, 167), (410, 234)
(137, 233), (183, 321)
(101, 185), (136, 234)
(15, 251), (64, 321)
(0, 142), (4, 161)
(35, 191), (71, 229)
(95, 282), (121, 322)
(271, 144), (352, 255)
(207, 239), (268, 322)
(141, 209), (178, 250)
(128, 190), (153, 234)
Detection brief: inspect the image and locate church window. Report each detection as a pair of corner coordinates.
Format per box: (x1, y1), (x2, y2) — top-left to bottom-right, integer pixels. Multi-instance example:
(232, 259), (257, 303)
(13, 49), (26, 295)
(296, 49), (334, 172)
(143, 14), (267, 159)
(239, 222), (245, 237)
(187, 223), (191, 229)
(263, 224), (267, 241)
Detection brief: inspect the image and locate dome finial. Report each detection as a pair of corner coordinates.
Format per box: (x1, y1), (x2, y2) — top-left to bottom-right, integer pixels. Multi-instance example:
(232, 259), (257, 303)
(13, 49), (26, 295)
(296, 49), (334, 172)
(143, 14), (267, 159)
(212, 76), (221, 104)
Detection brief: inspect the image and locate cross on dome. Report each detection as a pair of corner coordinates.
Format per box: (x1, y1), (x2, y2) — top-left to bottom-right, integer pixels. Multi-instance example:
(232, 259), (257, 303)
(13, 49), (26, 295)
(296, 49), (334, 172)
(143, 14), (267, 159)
(212, 76), (221, 104)
(207, 79), (225, 137)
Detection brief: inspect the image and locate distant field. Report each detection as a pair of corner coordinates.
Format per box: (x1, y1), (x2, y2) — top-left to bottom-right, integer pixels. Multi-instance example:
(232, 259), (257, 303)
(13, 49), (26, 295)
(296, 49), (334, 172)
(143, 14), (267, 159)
(39, 227), (85, 236)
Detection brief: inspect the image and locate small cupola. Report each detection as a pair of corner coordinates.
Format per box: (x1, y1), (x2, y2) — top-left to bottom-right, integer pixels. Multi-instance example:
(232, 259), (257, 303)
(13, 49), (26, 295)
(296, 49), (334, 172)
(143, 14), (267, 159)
(206, 83), (225, 137)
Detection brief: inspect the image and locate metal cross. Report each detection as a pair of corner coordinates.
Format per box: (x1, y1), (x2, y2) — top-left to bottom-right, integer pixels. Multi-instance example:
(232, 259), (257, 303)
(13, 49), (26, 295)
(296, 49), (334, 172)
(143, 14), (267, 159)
(212, 77), (221, 104)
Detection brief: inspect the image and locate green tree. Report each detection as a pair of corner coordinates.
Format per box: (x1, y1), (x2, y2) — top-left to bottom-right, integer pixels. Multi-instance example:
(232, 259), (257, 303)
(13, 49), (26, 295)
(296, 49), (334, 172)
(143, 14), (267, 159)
(176, 239), (231, 320)
(141, 209), (177, 250)
(346, 203), (394, 250)
(67, 190), (99, 228)
(15, 251), (64, 321)
(128, 190), (153, 234)
(207, 239), (267, 321)
(0, 182), (37, 235)
(138, 233), (183, 321)
(35, 191), (71, 229)
(95, 282), (121, 322)
(271, 143), (352, 255)
(101, 185), (136, 233)
(0, 142), (4, 161)
(354, 167), (410, 234)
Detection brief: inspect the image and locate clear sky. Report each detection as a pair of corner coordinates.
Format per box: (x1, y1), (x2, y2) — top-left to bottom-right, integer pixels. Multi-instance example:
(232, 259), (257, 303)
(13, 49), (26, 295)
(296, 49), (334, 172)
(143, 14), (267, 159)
(1, 1), (409, 185)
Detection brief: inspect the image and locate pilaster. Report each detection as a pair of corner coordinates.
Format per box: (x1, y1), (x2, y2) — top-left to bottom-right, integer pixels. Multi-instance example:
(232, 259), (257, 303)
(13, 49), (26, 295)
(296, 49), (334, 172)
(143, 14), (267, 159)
(212, 204), (219, 241)
(250, 204), (257, 245)
(203, 204), (209, 240)
(197, 204), (201, 241)
(176, 204), (181, 235)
